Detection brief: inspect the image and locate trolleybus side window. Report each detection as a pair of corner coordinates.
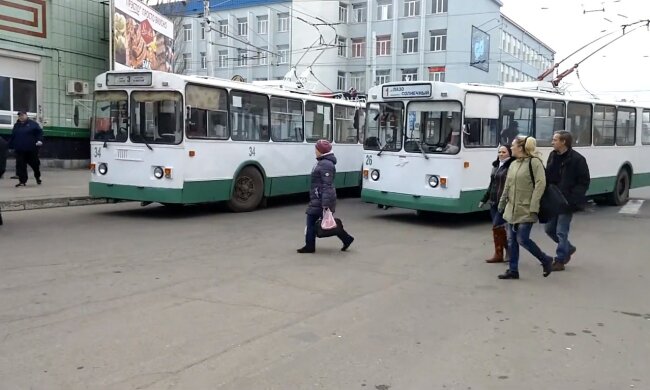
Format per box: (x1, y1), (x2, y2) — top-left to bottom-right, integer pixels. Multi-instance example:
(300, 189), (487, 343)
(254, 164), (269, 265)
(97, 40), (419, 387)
(535, 99), (566, 146)
(305, 101), (332, 142)
(593, 104), (615, 146)
(185, 84), (229, 139)
(334, 105), (359, 144)
(405, 101), (461, 154)
(130, 91), (183, 145)
(270, 97), (303, 142)
(230, 91), (269, 141)
(499, 96), (533, 145)
(616, 107), (636, 146)
(364, 101), (403, 151)
(92, 91), (128, 142)
(463, 93), (499, 148)
(642, 110), (650, 145)
(567, 102), (592, 147)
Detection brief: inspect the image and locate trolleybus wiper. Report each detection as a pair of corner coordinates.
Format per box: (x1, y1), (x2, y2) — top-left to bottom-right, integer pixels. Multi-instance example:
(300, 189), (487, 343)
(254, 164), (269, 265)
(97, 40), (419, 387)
(415, 140), (429, 160)
(142, 138), (153, 151)
(377, 141), (392, 157)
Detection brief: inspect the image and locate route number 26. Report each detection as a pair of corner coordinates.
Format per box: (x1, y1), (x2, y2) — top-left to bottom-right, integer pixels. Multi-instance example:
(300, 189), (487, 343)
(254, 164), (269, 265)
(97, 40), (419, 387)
(365, 155), (372, 166)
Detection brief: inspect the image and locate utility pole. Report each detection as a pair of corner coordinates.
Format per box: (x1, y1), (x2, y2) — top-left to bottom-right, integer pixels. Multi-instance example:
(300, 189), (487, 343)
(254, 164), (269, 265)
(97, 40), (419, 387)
(204, 0), (213, 77)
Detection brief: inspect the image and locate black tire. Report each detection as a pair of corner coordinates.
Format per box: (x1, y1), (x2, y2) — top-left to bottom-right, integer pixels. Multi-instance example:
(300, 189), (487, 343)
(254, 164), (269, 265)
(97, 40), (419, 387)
(227, 166), (264, 212)
(608, 169), (630, 206)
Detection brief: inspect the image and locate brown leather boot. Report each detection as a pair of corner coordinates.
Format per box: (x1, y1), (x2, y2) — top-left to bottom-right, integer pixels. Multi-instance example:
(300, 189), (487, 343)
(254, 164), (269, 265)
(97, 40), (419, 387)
(485, 226), (506, 263)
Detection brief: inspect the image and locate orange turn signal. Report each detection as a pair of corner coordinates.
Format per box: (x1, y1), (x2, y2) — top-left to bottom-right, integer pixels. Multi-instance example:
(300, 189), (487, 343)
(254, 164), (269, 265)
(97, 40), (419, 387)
(363, 169), (369, 179)
(189, 150), (196, 157)
(440, 177), (448, 187)
(89, 163), (96, 173)
(464, 161), (470, 168)
(164, 167), (172, 178)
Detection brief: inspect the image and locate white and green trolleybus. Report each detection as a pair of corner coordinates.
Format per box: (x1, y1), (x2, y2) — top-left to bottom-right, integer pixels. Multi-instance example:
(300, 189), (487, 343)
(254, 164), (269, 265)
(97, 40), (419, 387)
(361, 81), (650, 213)
(89, 70), (364, 211)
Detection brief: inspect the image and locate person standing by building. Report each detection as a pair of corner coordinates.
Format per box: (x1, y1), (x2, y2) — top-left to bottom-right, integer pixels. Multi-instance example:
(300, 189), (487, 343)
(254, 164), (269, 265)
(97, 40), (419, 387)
(479, 145), (515, 263)
(8, 111), (43, 187)
(0, 135), (7, 179)
(497, 136), (553, 279)
(297, 140), (354, 253)
(544, 130), (591, 271)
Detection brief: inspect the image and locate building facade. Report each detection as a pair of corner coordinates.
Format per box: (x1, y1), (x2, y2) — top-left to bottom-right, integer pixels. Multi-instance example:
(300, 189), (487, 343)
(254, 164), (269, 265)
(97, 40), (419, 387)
(168, 0), (554, 93)
(0, 0), (109, 161)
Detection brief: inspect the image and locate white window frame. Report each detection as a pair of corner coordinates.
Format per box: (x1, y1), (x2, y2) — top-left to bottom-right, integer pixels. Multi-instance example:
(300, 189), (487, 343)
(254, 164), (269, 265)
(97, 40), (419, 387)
(201, 52), (207, 69)
(433, 0), (448, 14)
(237, 50), (247, 67)
(430, 30), (447, 52)
(183, 24), (192, 42)
(258, 16), (268, 34)
(376, 35), (391, 56)
(376, 69), (391, 85)
(337, 72), (346, 90)
(350, 72), (365, 92)
(277, 45), (289, 64)
(238, 18), (248, 36)
(402, 68), (417, 81)
(351, 38), (365, 58)
(352, 3), (367, 22)
(219, 22), (228, 38)
(377, 2), (392, 20)
(404, 0), (420, 17)
(429, 70), (445, 82)
(338, 36), (347, 57)
(218, 51), (228, 68)
(402, 34), (418, 54)
(183, 53), (192, 70)
(278, 14), (289, 32)
(339, 3), (348, 23)
(200, 23), (205, 40)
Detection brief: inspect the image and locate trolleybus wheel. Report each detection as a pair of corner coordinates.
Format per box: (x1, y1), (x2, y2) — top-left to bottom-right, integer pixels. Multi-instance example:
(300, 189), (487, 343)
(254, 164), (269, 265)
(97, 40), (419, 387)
(608, 168), (630, 206)
(227, 166), (264, 212)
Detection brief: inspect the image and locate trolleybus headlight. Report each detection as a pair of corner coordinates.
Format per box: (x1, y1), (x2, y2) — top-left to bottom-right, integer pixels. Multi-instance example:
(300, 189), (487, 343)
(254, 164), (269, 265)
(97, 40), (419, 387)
(98, 163), (108, 175)
(153, 166), (164, 179)
(370, 169), (380, 181)
(428, 175), (439, 188)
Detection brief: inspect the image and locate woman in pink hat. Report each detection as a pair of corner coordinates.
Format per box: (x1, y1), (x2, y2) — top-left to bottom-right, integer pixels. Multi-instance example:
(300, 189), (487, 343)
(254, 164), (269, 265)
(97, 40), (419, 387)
(297, 139), (354, 253)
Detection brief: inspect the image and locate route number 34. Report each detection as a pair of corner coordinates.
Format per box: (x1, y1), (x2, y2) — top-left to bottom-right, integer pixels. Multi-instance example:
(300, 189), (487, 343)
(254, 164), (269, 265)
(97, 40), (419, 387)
(93, 147), (101, 158)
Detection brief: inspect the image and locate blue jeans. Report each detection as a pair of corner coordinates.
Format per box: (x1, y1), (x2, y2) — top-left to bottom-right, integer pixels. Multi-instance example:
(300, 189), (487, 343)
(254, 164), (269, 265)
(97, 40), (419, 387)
(489, 204), (506, 227)
(544, 213), (576, 263)
(305, 212), (352, 249)
(506, 223), (551, 272)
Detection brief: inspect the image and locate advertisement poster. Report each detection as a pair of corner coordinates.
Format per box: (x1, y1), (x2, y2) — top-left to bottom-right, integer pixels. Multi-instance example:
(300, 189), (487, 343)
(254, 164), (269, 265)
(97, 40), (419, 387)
(470, 26), (490, 72)
(112, 0), (174, 72)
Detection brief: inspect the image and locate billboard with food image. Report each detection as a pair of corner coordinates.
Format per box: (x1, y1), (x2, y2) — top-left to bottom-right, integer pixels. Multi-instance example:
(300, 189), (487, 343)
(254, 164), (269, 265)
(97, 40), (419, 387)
(112, 0), (173, 72)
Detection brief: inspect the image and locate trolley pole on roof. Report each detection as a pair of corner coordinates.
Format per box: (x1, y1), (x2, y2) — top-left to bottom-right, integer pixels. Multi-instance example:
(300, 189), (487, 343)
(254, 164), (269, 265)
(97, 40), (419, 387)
(204, 0), (213, 77)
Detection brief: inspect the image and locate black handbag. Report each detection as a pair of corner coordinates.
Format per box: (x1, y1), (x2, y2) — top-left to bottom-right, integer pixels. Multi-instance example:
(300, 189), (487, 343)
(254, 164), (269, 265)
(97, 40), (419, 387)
(528, 158), (569, 223)
(315, 217), (344, 238)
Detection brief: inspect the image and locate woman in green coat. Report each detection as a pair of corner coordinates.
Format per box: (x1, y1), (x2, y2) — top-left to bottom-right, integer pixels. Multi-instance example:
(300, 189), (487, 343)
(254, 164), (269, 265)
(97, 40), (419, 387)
(497, 136), (553, 280)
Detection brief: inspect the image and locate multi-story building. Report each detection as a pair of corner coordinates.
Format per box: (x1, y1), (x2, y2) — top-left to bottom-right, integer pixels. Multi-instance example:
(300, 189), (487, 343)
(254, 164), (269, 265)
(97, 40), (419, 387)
(166, 0), (554, 93)
(0, 0), (109, 163)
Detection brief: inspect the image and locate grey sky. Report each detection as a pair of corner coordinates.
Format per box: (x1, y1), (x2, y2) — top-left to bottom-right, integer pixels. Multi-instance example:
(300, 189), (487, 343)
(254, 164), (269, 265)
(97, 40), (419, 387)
(502, 0), (650, 102)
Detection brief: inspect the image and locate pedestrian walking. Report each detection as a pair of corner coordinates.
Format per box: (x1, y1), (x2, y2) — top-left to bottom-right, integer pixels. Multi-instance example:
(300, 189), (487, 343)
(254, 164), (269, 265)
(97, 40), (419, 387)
(544, 130), (591, 271)
(479, 145), (515, 263)
(8, 111), (43, 187)
(297, 139), (354, 253)
(497, 136), (554, 279)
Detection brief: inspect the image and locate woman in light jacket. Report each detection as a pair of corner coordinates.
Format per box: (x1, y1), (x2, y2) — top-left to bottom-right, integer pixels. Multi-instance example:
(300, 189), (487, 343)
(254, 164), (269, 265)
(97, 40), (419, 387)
(497, 136), (553, 279)
(479, 145), (514, 263)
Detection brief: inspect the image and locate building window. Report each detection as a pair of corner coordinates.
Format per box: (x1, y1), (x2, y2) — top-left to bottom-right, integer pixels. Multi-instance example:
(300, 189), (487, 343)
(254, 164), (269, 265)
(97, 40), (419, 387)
(338, 36), (347, 57)
(402, 68), (417, 81)
(218, 51), (228, 68)
(428, 66), (446, 81)
(376, 35), (391, 56)
(219, 20), (228, 38)
(277, 45), (289, 64)
(430, 29), (447, 51)
(259, 47), (268, 65)
(337, 72), (347, 90)
(278, 13), (289, 32)
(339, 3), (348, 22)
(351, 38), (365, 58)
(377, 1), (392, 20)
(237, 49), (247, 67)
(201, 52), (207, 69)
(183, 53), (192, 70)
(350, 72), (365, 92)
(376, 69), (391, 84)
(404, 0), (420, 17)
(433, 0), (448, 13)
(0, 76), (37, 124)
(183, 24), (192, 42)
(238, 18), (248, 36)
(257, 16), (268, 34)
(352, 3), (367, 22)
(402, 33), (418, 54)
(200, 23), (205, 40)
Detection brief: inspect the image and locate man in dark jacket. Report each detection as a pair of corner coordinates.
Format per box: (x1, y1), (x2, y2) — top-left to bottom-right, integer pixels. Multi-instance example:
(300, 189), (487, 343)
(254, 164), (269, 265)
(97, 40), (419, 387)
(545, 130), (590, 271)
(0, 135), (7, 179)
(8, 111), (43, 187)
(297, 140), (354, 253)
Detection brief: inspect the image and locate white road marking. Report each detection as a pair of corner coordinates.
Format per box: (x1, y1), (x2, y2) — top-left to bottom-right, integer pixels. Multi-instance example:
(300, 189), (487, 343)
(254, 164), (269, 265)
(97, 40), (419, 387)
(619, 199), (645, 215)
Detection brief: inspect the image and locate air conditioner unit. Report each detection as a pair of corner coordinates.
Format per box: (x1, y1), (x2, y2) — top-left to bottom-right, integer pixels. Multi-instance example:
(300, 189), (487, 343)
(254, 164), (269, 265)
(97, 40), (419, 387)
(67, 80), (89, 95)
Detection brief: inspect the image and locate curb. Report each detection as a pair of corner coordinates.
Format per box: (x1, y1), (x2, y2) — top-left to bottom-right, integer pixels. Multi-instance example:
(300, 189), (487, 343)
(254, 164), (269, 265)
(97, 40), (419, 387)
(0, 197), (109, 211)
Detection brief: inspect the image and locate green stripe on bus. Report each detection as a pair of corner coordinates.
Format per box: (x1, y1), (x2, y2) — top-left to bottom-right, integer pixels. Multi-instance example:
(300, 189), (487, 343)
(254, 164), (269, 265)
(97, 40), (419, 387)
(361, 188), (484, 213)
(632, 172), (650, 188)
